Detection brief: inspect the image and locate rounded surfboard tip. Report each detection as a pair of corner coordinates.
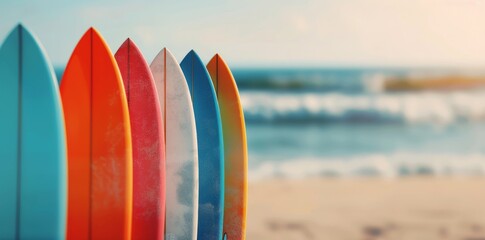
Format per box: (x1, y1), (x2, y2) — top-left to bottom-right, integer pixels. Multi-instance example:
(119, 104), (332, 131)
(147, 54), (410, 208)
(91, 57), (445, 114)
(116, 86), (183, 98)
(84, 27), (103, 41)
(16, 23), (24, 31)
(13, 24), (34, 41)
(152, 48), (179, 66)
(187, 49), (197, 56)
(76, 28), (96, 45)
(182, 50), (202, 65)
(15, 24), (37, 37)
(9, 24), (59, 86)
(208, 54), (220, 66)
(208, 53), (232, 70)
(62, 27), (115, 85)
(122, 38), (135, 46)
(115, 38), (152, 95)
(151, 47), (168, 58)
(163, 48), (176, 58)
(85, 27), (94, 35)
(118, 38), (132, 50)
(14, 23), (28, 32)
(208, 54), (222, 68)
(116, 39), (146, 64)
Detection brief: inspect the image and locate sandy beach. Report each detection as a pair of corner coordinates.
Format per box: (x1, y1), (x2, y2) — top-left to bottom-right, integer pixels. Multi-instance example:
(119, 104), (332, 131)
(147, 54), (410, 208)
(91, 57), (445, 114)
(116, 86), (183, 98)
(247, 177), (485, 240)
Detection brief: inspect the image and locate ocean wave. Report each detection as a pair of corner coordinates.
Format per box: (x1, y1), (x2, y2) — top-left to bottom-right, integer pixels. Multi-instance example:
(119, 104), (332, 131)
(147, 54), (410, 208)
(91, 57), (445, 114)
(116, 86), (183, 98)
(248, 153), (485, 180)
(233, 69), (485, 92)
(241, 90), (485, 124)
(234, 69), (386, 92)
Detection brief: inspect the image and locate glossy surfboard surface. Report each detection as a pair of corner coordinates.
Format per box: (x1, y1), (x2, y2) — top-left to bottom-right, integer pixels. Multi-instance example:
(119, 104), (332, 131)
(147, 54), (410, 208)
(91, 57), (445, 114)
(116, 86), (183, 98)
(181, 50), (224, 240)
(150, 48), (198, 240)
(60, 28), (133, 240)
(0, 24), (66, 240)
(115, 39), (165, 240)
(207, 54), (248, 240)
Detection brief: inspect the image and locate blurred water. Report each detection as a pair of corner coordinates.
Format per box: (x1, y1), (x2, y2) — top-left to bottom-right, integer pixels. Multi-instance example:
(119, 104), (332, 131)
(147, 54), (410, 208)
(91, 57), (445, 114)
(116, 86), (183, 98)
(232, 68), (485, 179)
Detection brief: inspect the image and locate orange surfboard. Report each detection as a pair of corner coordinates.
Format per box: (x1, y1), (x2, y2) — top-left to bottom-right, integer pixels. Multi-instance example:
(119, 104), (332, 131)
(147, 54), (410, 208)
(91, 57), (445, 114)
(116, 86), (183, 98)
(207, 54), (248, 240)
(60, 28), (133, 240)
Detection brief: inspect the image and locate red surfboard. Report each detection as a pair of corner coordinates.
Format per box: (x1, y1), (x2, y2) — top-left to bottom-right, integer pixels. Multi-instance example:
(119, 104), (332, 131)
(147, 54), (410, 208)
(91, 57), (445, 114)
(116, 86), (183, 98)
(115, 39), (166, 240)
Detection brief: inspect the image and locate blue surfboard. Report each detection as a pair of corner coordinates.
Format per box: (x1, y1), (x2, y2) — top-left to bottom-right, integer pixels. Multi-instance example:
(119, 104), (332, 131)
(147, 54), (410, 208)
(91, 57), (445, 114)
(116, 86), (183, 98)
(181, 50), (224, 239)
(0, 24), (66, 239)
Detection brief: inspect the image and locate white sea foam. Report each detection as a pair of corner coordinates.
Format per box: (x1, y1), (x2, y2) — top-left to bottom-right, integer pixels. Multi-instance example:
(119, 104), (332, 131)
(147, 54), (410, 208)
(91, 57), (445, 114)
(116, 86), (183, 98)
(241, 90), (485, 124)
(248, 153), (485, 181)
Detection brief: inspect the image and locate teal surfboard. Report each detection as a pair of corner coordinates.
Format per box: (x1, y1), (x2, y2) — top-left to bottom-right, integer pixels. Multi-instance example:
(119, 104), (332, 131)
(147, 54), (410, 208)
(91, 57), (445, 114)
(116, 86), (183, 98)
(0, 24), (66, 239)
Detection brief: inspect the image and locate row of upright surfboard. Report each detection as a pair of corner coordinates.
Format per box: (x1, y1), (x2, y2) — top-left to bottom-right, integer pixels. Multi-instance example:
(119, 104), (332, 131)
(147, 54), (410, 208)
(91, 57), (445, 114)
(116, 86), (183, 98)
(0, 24), (247, 240)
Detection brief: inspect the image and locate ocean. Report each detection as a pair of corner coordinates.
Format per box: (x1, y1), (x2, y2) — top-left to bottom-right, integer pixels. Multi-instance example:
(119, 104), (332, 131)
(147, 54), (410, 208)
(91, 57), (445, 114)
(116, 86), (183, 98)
(232, 68), (485, 180)
(55, 67), (485, 180)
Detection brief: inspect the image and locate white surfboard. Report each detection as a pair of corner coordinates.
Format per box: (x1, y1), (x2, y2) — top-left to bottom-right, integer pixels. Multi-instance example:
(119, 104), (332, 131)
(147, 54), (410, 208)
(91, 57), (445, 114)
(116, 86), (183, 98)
(150, 48), (198, 240)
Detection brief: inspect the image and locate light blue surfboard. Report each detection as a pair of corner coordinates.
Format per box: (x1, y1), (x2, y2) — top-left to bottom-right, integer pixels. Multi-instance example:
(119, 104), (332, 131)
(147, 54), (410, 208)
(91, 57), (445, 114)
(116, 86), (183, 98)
(0, 24), (66, 239)
(181, 50), (224, 240)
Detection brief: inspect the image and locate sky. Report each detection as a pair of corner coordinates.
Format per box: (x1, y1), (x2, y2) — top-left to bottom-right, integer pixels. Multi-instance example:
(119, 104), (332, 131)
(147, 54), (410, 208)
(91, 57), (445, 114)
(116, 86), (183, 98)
(1, 0), (485, 68)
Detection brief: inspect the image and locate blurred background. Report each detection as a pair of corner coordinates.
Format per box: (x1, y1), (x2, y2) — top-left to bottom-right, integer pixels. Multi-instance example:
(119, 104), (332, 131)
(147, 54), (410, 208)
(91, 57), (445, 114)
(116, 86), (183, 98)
(4, 0), (485, 239)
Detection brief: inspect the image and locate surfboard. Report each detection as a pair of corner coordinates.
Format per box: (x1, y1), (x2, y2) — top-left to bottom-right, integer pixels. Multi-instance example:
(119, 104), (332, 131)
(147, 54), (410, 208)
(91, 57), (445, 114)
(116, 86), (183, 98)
(180, 50), (224, 240)
(0, 24), (66, 240)
(115, 39), (165, 240)
(207, 54), (248, 240)
(150, 48), (198, 240)
(60, 28), (133, 240)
